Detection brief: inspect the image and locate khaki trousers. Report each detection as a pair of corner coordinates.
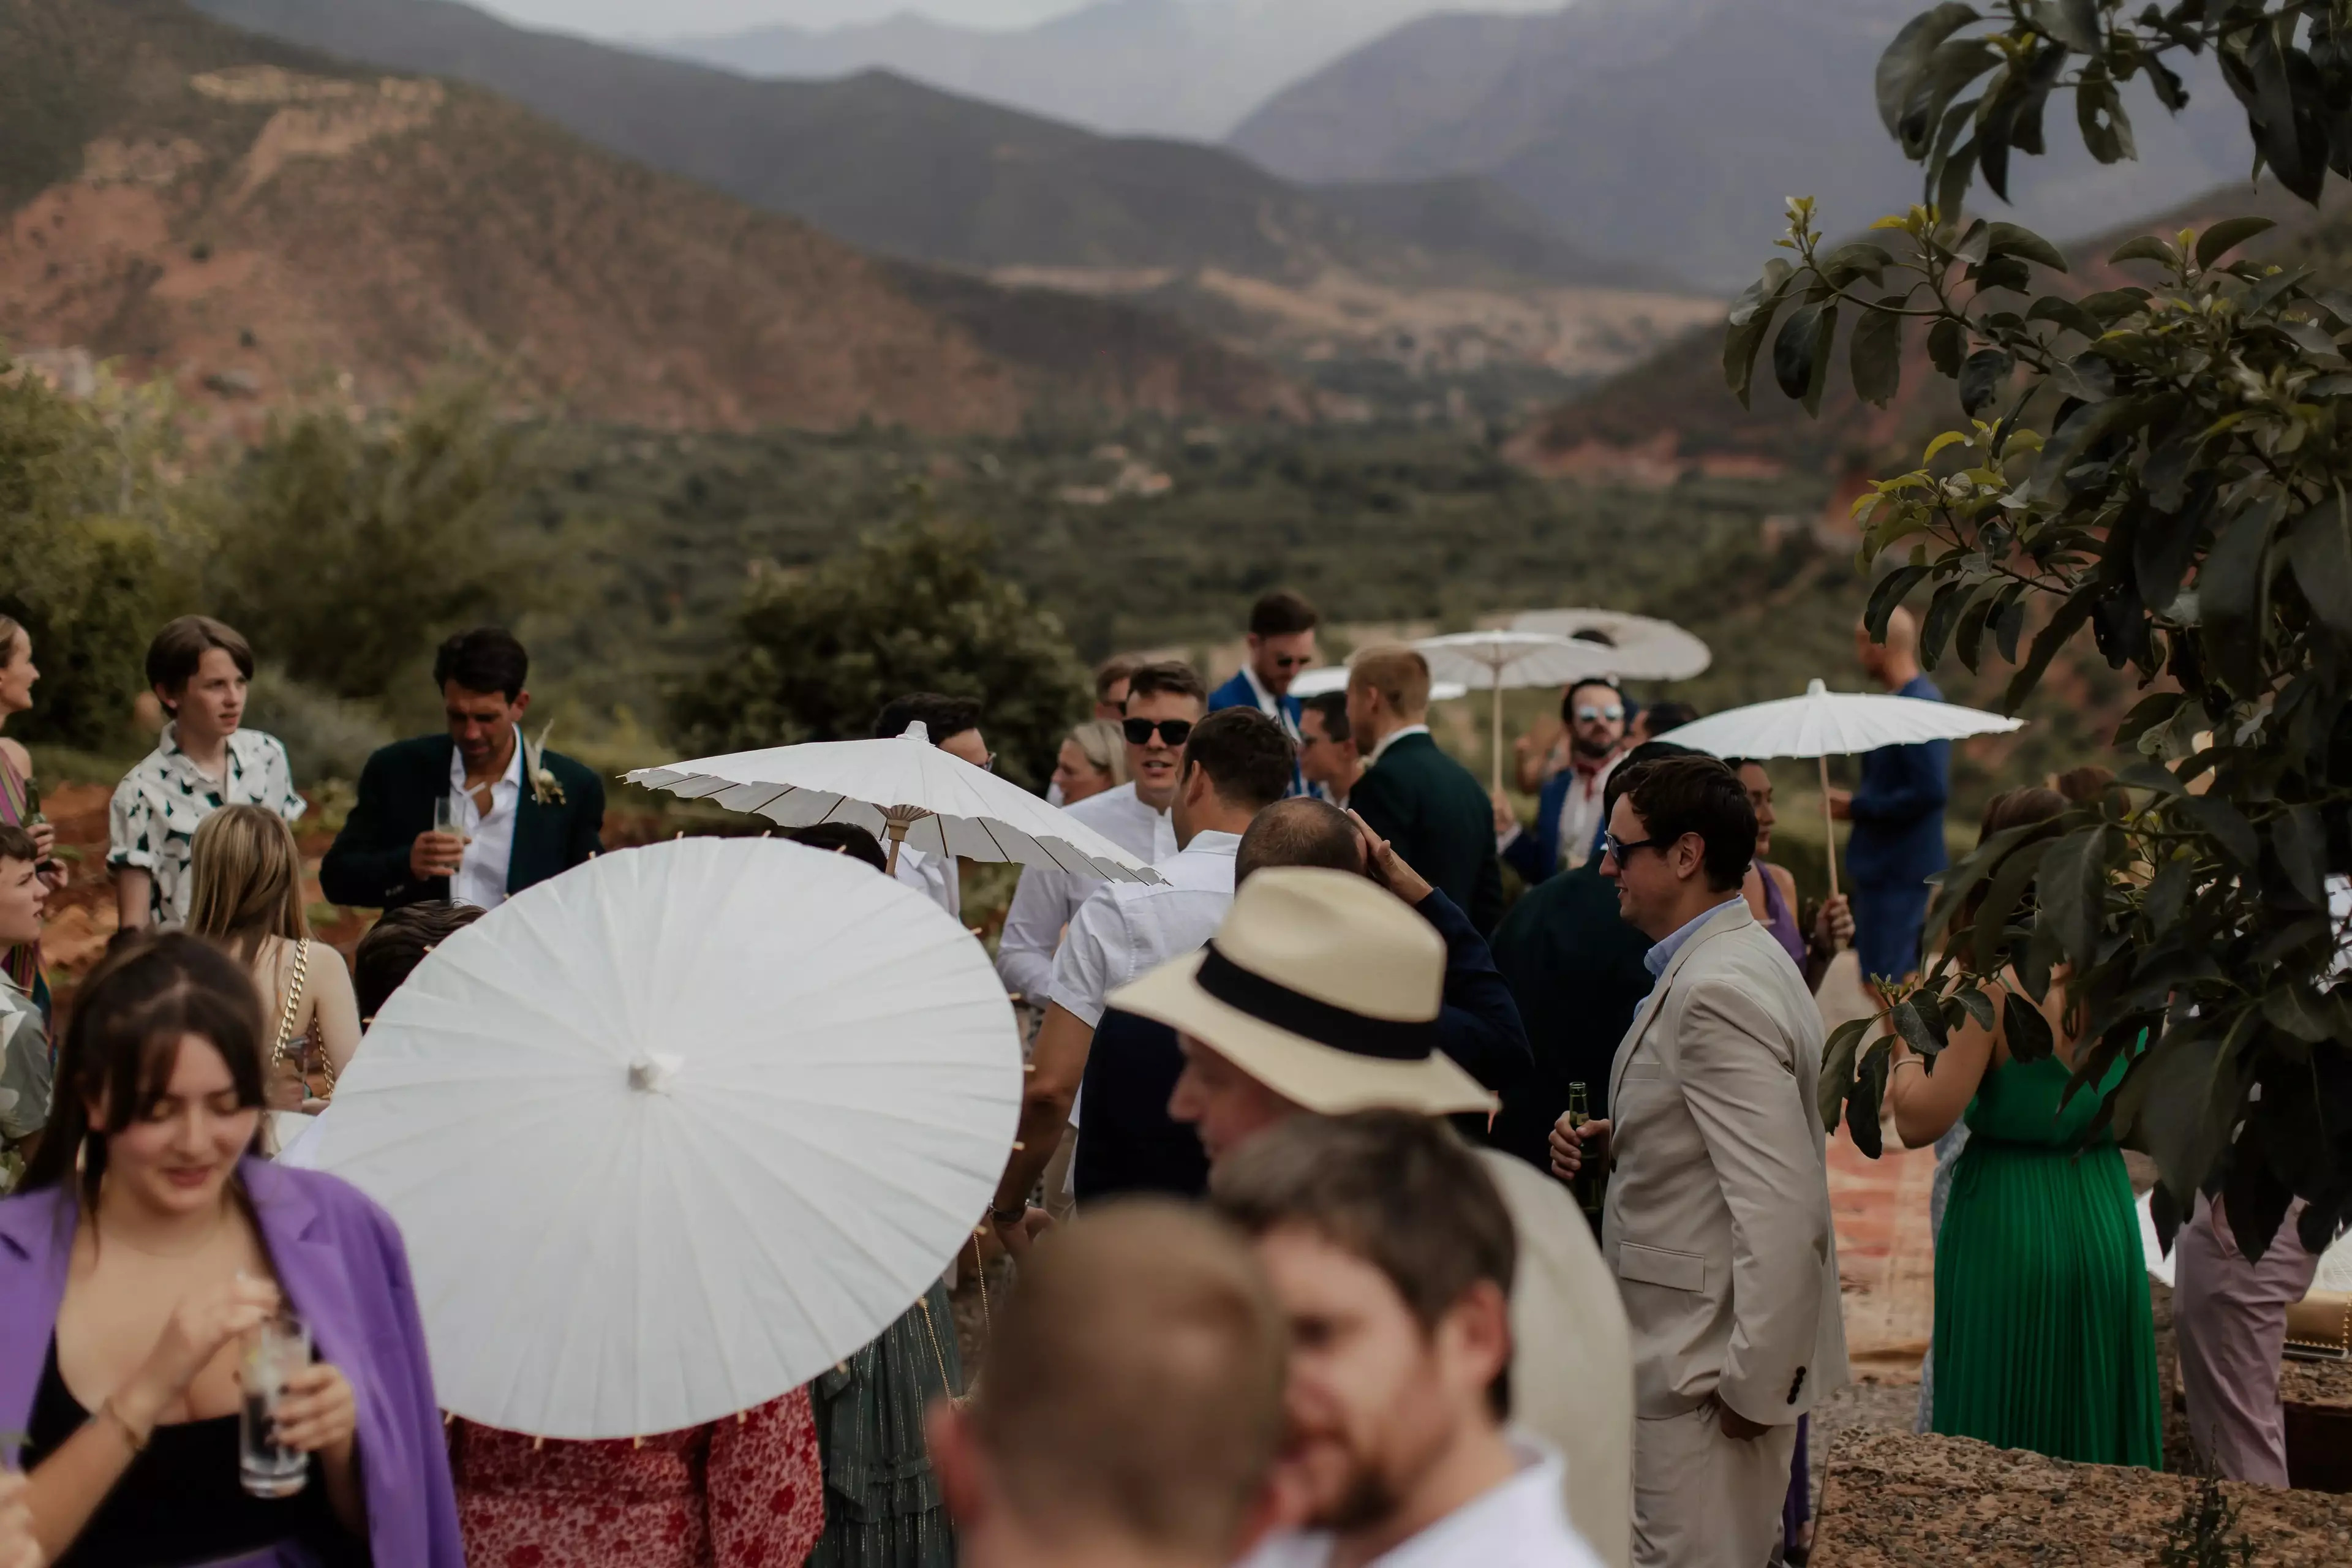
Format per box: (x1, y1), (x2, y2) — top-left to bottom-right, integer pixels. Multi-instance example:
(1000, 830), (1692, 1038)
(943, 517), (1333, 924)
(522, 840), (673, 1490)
(1632, 1404), (1796, 1568)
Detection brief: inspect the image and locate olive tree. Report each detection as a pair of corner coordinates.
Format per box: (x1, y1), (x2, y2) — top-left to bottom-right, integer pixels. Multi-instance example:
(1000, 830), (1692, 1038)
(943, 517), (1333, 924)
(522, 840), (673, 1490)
(1728, 1), (2352, 1256)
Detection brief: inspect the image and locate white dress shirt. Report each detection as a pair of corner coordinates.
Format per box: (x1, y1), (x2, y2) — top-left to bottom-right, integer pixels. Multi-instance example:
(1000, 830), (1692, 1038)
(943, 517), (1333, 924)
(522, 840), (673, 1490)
(1240, 1434), (1604, 1568)
(1555, 753), (1623, 871)
(893, 843), (963, 924)
(1046, 830), (1240, 1028)
(448, 731), (523, 911)
(995, 783), (1177, 1000)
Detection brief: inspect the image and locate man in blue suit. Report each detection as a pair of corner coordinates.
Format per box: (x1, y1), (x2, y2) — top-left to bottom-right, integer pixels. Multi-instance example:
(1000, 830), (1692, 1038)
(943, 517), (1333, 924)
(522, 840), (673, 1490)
(1830, 607), (1950, 985)
(1208, 590), (1317, 795)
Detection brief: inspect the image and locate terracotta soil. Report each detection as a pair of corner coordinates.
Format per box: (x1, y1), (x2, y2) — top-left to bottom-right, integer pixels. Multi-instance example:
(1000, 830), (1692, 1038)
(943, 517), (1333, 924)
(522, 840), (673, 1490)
(1814, 1427), (2352, 1566)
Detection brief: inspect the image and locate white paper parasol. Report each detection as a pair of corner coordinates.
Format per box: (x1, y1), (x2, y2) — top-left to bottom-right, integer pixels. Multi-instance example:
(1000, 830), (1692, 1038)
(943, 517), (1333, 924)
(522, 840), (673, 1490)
(1510, 608), (1713, 682)
(1413, 631), (1622, 793)
(1657, 678), (2025, 896)
(1290, 666), (1469, 703)
(627, 723), (1164, 884)
(303, 837), (1023, 1439)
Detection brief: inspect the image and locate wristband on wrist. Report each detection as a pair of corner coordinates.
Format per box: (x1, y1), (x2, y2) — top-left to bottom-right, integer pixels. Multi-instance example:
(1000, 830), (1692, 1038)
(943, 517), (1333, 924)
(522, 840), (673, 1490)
(991, 1200), (1029, 1226)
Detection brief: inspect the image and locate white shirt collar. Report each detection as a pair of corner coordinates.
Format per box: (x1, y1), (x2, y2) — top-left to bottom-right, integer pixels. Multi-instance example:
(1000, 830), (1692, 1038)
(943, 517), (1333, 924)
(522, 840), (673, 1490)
(1370, 723), (1430, 763)
(1242, 663), (1278, 712)
(1238, 1433), (1592, 1568)
(1177, 829), (1242, 858)
(449, 728), (526, 793)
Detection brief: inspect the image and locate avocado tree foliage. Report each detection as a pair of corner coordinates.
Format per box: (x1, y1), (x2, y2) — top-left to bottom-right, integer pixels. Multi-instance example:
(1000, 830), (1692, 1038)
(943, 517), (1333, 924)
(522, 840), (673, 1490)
(1726, 1), (2352, 1257)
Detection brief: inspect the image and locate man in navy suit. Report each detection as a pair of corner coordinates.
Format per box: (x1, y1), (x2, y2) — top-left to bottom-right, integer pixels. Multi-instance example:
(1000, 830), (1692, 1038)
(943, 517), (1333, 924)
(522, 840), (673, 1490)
(1208, 590), (1317, 795)
(1829, 606), (1950, 985)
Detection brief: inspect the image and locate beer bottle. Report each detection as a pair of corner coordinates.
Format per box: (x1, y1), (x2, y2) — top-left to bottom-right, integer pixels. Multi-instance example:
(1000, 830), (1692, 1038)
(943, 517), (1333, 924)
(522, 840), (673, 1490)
(1566, 1081), (1603, 1219)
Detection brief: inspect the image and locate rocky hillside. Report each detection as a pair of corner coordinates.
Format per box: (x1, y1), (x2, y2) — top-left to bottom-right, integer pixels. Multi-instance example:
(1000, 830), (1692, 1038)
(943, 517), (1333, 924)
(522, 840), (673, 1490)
(0, 0), (1296, 432)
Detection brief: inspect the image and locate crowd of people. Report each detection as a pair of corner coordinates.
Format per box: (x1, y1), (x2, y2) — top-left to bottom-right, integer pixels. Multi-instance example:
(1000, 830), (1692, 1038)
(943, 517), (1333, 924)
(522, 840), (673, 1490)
(0, 589), (2331, 1568)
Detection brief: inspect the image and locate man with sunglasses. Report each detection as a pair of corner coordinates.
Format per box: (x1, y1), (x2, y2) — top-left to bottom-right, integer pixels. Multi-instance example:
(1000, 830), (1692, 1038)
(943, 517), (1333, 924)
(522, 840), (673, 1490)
(993, 662), (1202, 1001)
(1549, 755), (1844, 1568)
(1208, 590), (1319, 796)
(988, 707), (1293, 1254)
(1500, 679), (1631, 886)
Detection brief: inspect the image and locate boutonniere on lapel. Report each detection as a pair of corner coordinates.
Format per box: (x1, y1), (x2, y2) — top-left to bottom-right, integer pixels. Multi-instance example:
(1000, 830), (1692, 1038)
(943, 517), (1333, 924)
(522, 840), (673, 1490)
(522, 723), (566, 807)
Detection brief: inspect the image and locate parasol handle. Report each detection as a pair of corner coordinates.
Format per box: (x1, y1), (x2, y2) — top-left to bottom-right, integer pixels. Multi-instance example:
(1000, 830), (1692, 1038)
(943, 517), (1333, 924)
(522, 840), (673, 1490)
(1819, 753), (1842, 918)
(1491, 669), (1505, 797)
(881, 805), (933, 880)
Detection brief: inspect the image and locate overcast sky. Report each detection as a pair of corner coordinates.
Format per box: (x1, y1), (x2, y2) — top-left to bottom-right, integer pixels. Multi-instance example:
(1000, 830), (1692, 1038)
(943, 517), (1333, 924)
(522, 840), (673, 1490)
(470, 0), (1560, 41)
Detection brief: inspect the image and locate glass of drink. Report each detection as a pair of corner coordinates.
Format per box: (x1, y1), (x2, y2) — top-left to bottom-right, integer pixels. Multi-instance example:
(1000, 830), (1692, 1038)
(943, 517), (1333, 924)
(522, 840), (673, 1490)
(239, 1311), (312, 1498)
(432, 794), (463, 842)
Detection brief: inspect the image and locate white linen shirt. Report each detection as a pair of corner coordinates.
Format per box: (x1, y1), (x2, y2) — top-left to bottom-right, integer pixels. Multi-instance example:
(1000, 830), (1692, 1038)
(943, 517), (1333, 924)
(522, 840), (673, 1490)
(1046, 829), (1239, 1029)
(893, 843), (962, 924)
(1555, 753), (1624, 872)
(108, 725), (305, 928)
(994, 782), (1177, 1000)
(448, 731), (523, 911)
(1240, 1434), (1603, 1568)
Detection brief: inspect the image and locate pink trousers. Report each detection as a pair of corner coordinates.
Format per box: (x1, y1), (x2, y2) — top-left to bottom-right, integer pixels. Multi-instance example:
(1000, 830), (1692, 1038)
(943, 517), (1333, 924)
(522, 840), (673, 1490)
(2174, 1195), (2319, 1487)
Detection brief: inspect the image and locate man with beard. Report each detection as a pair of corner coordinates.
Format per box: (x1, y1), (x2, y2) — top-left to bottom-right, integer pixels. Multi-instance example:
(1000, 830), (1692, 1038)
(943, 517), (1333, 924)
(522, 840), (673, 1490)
(1500, 679), (1630, 885)
(1212, 1111), (1605, 1568)
(322, 628), (604, 911)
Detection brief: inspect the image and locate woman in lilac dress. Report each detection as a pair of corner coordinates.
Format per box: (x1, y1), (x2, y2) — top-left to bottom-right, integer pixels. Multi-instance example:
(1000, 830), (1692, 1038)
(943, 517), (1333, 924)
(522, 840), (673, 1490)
(0, 933), (464, 1567)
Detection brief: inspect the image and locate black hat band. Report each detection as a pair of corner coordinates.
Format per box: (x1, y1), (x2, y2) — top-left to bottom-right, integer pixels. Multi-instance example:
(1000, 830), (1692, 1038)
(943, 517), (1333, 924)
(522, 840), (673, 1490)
(1194, 943), (1437, 1063)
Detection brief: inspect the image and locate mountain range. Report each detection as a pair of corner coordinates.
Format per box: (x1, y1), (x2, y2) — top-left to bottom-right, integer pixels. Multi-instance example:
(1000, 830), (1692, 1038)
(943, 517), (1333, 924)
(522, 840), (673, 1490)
(642, 0), (1556, 143)
(1232, 0), (2261, 288)
(1, 0), (1291, 431)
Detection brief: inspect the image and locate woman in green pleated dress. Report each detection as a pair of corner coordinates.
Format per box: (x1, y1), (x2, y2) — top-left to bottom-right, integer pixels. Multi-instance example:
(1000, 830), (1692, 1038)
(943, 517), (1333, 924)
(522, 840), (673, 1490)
(1886, 786), (2162, 1469)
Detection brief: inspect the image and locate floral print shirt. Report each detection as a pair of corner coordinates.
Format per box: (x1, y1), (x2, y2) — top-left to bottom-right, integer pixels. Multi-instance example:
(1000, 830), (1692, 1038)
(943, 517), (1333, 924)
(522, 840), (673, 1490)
(108, 724), (304, 928)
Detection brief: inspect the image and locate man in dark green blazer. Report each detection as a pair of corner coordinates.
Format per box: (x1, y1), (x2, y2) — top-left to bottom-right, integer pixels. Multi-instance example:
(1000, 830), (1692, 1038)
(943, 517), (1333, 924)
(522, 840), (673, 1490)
(322, 628), (605, 911)
(1344, 646), (1504, 933)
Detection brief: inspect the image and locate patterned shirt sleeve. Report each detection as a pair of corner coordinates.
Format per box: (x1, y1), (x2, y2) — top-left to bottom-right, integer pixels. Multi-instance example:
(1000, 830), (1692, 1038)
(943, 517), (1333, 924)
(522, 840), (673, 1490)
(0, 995), (51, 1144)
(107, 771), (157, 872)
(260, 733), (306, 823)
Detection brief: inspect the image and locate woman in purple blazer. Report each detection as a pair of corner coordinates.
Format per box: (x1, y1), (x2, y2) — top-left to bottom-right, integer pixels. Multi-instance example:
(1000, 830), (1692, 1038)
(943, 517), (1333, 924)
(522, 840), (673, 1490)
(0, 934), (464, 1567)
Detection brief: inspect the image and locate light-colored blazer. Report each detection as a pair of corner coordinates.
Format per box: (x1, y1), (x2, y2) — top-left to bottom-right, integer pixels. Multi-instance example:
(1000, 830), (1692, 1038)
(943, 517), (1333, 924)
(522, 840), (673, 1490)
(1602, 899), (1847, 1425)
(1482, 1148), (1634, 1568)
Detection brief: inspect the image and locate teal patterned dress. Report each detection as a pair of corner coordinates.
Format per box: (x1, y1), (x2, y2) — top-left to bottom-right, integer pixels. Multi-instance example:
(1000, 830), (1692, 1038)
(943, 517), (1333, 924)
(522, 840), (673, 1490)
(808, 1278), (961, 1567)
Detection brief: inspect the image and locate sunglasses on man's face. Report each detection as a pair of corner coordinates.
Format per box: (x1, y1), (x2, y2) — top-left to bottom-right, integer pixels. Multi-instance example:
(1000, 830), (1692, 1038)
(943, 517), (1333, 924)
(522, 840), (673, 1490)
(1577, 705), (1626, 724)
(1124, 718), (1194, 747)
(1603, 832), (1664, 864)
(1266, 652), (1316, 669)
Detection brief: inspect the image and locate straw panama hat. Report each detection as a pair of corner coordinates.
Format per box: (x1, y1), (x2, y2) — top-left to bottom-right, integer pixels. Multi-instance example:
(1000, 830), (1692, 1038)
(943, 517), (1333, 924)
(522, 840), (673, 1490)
(1107, 867), (1497, 1118)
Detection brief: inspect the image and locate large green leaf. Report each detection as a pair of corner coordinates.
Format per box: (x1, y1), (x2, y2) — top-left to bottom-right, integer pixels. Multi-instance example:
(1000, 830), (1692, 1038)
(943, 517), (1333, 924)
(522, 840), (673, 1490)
(2195, 216), (2278, 268)
(1877, 3), (1985, 138)
(1772, 301), (1836, 409)
(1958, 347), (2014, 415)
(2199, 493), (2286, 698)
(1819, 1016), (1873, 1132)
(1849, 303), (1904, 407)
(2286, 492), (2352, 635)
(2036, 824), (2109, 971)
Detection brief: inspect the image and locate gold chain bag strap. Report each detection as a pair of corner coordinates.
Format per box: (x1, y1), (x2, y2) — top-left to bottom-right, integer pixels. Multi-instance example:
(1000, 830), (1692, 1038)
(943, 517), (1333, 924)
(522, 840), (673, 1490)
(268, 937), (318, 1095)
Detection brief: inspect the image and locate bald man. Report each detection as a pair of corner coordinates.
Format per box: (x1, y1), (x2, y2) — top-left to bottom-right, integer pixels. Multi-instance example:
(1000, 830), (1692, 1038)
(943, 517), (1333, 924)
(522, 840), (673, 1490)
(1827, 606), (1950, 984)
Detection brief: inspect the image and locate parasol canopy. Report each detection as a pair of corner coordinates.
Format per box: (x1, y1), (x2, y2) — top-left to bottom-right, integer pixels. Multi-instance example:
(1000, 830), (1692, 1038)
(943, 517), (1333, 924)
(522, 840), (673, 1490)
(300, 837), (1024, 1439)
(627, 723), (1164, 884)
(1510, 608), (1713, 682)
(1412, 632), (1623, 793)
(1657, 678), (2024, 898)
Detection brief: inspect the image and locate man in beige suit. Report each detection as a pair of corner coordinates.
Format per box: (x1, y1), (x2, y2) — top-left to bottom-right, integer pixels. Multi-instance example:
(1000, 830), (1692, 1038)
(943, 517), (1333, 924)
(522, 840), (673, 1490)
(1115, 862), (1635, 1568)
(1554, 755), (1845, 1568)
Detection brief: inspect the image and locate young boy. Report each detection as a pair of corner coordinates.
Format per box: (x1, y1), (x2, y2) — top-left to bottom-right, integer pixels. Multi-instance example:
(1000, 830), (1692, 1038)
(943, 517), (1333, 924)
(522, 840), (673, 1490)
(0, 823), (52, 1189)
(108, 616), (304, 931)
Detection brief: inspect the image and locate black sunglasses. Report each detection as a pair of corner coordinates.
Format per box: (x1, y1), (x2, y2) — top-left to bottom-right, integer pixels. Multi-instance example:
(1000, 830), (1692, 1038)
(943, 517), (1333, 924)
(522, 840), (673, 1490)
(1603, 832), (1665, 863)
(1123, 718), (1194, 747)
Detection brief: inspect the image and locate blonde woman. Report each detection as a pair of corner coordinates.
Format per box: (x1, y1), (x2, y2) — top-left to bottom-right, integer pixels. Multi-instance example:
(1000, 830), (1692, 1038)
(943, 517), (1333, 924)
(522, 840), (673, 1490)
(186, 805), (360, 1109)
(1051, 718), (1130, 807)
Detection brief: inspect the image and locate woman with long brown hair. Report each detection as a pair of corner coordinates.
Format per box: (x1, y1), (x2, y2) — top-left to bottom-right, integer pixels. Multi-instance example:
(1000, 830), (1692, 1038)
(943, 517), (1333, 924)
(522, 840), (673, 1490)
(0, 933), (463, 1564)
(1885, 786), (2161, 1467)
(186, 805), (360, 1108)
